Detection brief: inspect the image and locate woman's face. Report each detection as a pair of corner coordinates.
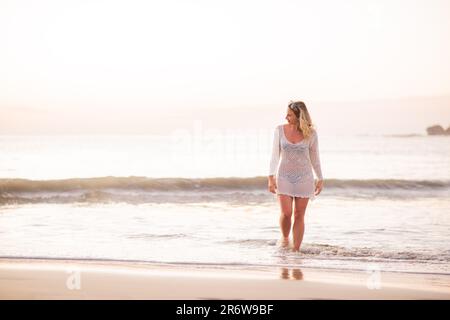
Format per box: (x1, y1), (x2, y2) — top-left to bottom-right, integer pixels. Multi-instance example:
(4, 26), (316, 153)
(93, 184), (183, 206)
(285, 108), (298, 124)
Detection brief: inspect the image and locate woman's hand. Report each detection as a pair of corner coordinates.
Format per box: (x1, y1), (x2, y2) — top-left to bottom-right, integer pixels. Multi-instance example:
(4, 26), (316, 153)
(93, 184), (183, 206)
(268, 177), (277, 194)
(314, 180), (323, 196)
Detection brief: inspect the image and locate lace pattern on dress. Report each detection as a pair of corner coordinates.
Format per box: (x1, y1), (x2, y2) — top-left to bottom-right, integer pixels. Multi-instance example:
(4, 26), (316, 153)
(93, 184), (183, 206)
(268, 124), (323, 201)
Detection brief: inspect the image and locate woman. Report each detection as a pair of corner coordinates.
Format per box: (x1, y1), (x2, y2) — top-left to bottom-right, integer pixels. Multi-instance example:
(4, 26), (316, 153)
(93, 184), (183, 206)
(268, 101), (323, 252)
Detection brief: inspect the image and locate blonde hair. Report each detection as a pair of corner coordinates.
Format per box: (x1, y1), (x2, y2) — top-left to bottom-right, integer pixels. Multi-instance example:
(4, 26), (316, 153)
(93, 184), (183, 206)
(288, 100), (315, 139)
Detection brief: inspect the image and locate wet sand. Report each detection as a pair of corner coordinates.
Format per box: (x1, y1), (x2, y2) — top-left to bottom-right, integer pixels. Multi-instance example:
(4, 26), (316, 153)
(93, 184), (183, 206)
(0, 258), (449, 300)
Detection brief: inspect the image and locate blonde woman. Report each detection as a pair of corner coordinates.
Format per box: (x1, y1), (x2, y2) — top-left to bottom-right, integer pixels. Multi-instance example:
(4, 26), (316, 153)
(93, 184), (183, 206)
(268, 101), (323, 252)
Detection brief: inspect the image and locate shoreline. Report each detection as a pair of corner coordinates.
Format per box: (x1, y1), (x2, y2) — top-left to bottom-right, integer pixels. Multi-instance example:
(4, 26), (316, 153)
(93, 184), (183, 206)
(1, 258), (449, 300)
(1, 255), (449, 277)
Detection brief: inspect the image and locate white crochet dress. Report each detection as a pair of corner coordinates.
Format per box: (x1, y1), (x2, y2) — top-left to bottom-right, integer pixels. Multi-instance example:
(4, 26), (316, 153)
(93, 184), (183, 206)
(269, 124), (323, 201)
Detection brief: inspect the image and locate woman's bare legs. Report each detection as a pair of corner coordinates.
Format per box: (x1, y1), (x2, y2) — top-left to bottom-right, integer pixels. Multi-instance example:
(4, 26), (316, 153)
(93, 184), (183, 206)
(277, 194), (294, 246)
(292, 197), (309, 252)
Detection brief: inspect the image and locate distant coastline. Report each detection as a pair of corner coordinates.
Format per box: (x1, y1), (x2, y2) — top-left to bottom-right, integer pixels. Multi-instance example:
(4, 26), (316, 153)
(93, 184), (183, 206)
(384, 134), (423, 137)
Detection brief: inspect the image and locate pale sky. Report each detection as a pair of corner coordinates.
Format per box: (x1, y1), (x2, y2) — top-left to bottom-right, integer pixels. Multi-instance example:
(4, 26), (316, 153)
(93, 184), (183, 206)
(1, 0), (450, 135)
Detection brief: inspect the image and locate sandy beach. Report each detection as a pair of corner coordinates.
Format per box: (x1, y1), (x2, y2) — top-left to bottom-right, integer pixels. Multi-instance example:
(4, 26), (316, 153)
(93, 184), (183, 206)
(0, 258), (449, 300)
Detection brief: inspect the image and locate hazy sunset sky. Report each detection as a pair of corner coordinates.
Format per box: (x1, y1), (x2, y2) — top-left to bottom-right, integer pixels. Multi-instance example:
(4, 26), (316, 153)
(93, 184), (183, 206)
(1, 0), (449, 135)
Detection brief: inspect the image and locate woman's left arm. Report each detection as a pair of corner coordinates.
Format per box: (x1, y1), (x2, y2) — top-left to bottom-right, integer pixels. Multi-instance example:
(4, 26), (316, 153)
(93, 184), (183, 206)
(309, 130), (323, 181)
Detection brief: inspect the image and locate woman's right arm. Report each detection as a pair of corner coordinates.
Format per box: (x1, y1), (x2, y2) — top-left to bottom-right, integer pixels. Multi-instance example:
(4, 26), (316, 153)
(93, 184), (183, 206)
(268, 126), (280, 192)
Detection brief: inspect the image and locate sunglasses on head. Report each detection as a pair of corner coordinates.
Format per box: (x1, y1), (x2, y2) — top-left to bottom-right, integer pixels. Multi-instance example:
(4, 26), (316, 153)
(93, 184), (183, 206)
(289, 104), (300, 112)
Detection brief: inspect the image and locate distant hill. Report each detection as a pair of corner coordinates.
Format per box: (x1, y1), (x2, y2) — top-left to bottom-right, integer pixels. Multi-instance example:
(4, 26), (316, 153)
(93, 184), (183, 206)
(1, 95), (450, 136)
(426, 125), (450, 135)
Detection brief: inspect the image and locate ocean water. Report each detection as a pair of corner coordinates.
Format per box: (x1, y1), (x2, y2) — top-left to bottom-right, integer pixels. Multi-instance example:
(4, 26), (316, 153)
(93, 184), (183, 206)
(0, 132), (449, 275)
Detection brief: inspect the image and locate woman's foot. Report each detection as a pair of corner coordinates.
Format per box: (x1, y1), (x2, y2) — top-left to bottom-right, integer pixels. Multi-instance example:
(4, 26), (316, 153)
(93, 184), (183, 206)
(279, 237), (290, 248)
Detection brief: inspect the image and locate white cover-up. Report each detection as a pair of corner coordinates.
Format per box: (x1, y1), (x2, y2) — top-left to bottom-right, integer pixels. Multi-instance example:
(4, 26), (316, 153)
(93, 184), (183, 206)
(269, 124), (323, 201)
